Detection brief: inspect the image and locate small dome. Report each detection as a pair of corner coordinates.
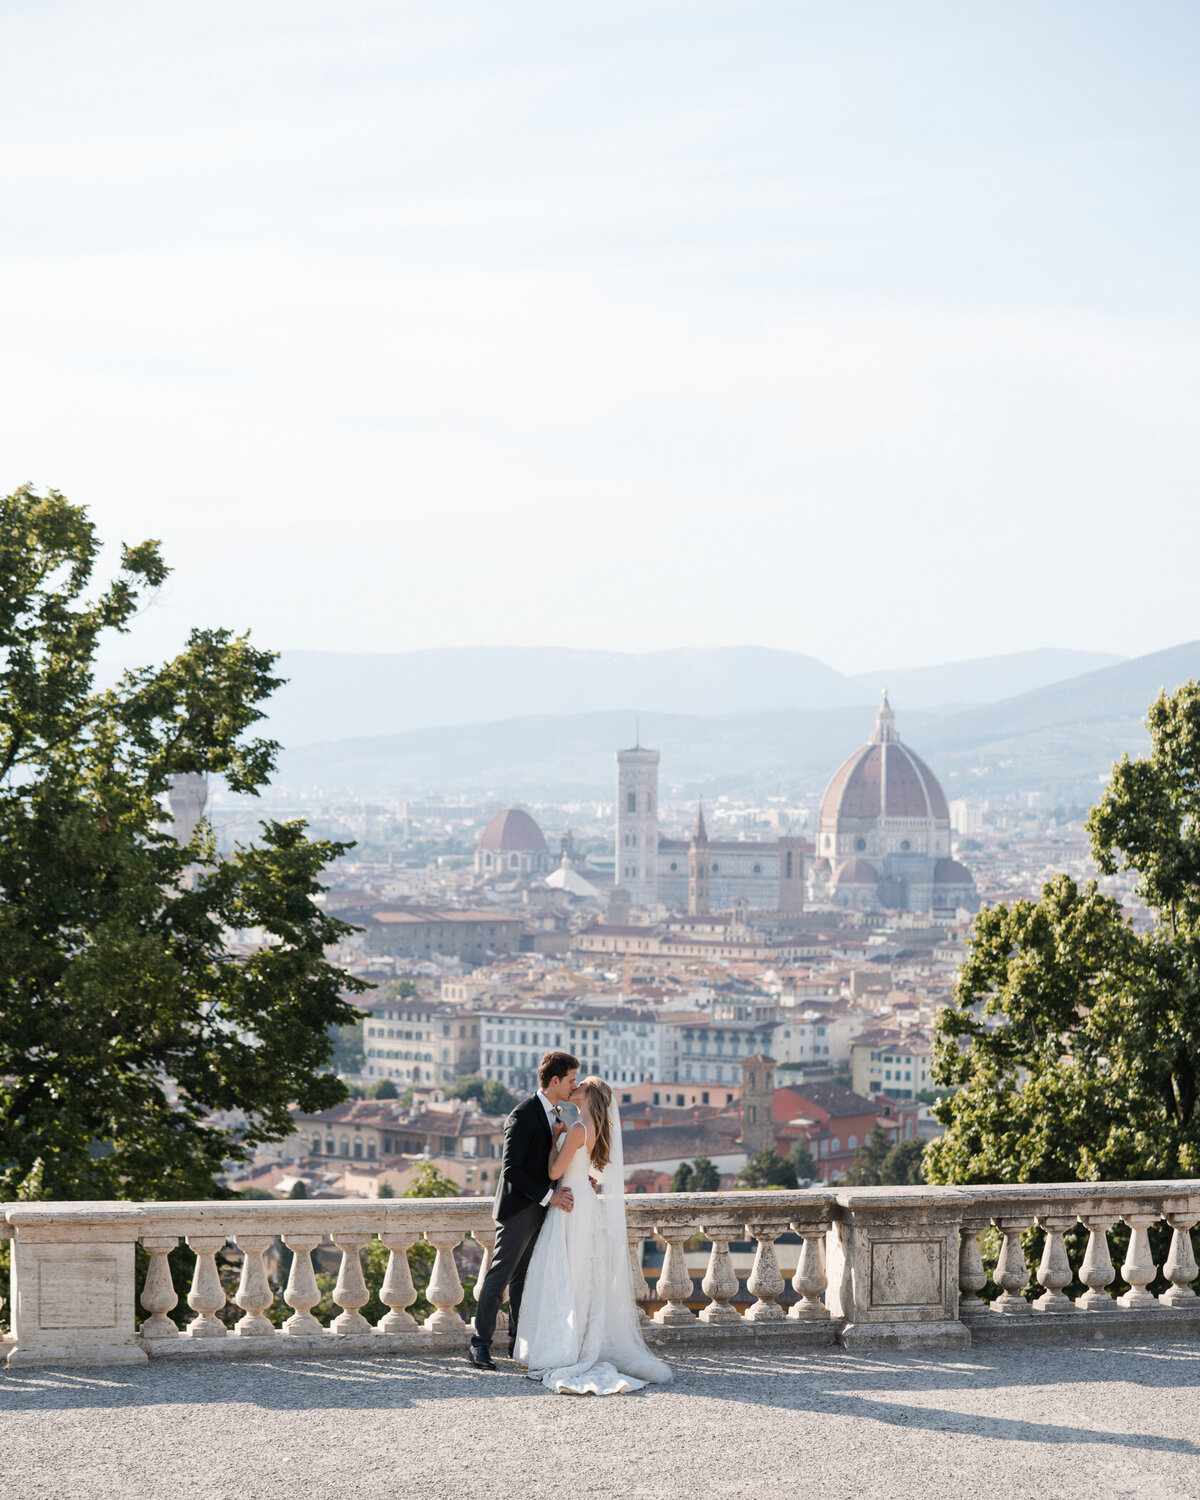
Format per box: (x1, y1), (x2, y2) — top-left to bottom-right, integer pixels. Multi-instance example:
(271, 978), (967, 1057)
(811, 857), (832, 876)
(833, 857), (878, 885)
(934, 857), (974, 885)
(477, 808), (547, 854)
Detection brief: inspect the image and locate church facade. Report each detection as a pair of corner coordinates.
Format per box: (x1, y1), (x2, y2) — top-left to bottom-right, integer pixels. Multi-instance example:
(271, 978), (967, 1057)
(614, 744), (805, 913)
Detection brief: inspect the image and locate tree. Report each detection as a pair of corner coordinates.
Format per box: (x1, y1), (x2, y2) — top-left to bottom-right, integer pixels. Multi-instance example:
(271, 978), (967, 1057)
(927, 681), (1200, 1186)
(735, 1149), (797, 1190)
(376, 1181), (395, 1198)
(787, 1138), (816, 1181)
(445, 1073), (519, 1116)
(373, 1078), (399, 1100)
(879, 1138), (926, 1186)
(288, 1180), (308, 1199)
(842, 1127), (892, 1186)
(329, 1020), (365, 1076)
(402, 1162), (459, 1199)
(690, 1157), (721, 1192)
(670, 1162), (694, 1192)
(0, 487), (367, 1201)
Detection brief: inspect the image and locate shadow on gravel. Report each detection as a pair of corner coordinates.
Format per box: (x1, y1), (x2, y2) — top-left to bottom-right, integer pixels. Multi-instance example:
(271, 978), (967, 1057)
(3, 1341), (1199, 1459)
(672, 1342), (1200, 1456)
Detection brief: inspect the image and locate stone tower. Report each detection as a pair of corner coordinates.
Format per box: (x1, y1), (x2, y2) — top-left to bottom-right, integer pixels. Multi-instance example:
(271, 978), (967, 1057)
(687, 801), (710, 915)
(739, 1053), (776, 1156)
(615, 743), (659, 908)
(168, 772), (207, 847)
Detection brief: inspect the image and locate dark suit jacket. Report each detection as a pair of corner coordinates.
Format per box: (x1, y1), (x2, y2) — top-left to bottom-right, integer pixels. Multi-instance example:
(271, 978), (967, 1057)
(492, 1093), (554, 1222)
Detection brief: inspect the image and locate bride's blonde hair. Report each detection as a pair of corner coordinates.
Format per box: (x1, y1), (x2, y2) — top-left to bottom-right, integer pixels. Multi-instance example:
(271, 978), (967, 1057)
(580, 1076), (614, 1172)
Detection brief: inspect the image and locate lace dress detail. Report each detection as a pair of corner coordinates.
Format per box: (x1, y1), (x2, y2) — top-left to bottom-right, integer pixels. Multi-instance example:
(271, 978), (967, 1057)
(513, 1122), (672, 1396)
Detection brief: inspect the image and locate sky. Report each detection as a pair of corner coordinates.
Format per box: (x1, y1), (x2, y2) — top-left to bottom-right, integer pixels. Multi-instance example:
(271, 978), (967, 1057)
(2, 0), (1199, 674)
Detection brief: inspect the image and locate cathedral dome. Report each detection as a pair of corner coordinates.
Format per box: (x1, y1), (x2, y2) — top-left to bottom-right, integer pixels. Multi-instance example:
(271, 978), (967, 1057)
(477, 808), (547, 854)
(818, 695), (949, 827)
(934, 857), (974, 885)
(833, 857), (877, 886)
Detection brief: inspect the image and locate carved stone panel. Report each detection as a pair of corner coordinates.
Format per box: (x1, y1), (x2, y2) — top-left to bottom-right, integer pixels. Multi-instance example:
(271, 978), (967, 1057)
(39, 1260), (118, 1330)
(869, 1239), (943, 1308)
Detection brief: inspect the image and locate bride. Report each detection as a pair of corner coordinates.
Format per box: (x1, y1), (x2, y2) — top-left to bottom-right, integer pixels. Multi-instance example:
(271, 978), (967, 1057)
(513, 1075), (673, 1396)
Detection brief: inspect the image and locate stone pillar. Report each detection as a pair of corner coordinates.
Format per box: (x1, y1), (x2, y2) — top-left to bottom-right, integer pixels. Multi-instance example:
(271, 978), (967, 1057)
(744, 1222), (787, 1322)
(280, 1234), (323, 1336)
(232, 1235), (277, 1338)
(183, 1235), (229, 1338)
(990, 1217), (1033, 1315)
(470, 1228), (507, 1340)
(6, 1206), (148, 1368)
(652, 1226), (696, 1325)
(139, 1236), (181, 1343)
(1117, 1213), (1160, 1309)
(1161, 1212), (1199, 1306)
(698, 1224), (741, 1324)
(330, 1232), (372, 1336)
(825, 1189), (970, 1349)
(424, 1231), (467, 1339)
(790, 1227), (831, 1321)
(1032, 1215), (1077, 1313)
(956, 1219), (991, 1325)
(1076, 1216), (1117, 1312)
(627, 1232), (653, 1327)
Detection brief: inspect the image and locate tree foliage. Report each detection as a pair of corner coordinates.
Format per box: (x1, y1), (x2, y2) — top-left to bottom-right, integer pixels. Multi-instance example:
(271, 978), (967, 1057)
(444, 1073), (520, 1117)
(735, 1148), (798, 1190)
(669, 1161), (693, 1193)
(927, 682), (1200, 1185)
(0, 487), (366, 1201)
(690, 1156), (721, 1192)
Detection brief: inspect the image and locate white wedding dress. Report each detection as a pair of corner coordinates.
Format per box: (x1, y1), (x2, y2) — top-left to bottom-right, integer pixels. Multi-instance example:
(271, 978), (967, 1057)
(513, 1102), (673, 1396)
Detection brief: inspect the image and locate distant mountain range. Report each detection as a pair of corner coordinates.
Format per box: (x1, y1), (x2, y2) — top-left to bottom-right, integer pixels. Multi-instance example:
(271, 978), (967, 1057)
(269, 639), (1200, 805)
(261, 645), (1120, 748)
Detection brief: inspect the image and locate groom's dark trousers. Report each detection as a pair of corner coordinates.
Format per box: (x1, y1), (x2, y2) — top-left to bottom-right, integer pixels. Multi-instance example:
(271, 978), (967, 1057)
(472, 1093), (554, 1352)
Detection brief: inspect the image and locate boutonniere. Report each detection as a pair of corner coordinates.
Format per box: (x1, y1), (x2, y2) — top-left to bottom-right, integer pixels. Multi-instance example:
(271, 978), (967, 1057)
(554, 1104), (563, 1120)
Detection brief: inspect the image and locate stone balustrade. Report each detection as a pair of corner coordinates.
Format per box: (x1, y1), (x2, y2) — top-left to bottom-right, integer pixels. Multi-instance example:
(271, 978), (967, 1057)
(3, 1181), (1198, 1368)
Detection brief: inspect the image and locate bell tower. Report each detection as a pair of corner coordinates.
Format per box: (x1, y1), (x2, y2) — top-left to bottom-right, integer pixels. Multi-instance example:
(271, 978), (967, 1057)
(688, 802), (710, 915)
(615, 742), (659, 908)
(739, 1053), (776, 1155)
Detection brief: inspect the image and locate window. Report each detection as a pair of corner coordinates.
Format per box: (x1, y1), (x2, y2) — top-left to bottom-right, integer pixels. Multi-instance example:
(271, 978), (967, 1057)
(856, 838), (867, 851)
(311, 1136), (320, 1154)
(830, 1137), (841, 1153)
(848, 1135), (858, 1151)
(786, 851), (793, 878)
(627, 791), (637, 813)
(339, 1137), (350, 1157)
(325, 1138), (334, 1154)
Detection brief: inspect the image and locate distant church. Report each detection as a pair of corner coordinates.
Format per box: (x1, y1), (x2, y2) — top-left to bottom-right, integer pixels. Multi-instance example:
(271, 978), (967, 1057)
(808, 692), (978, 914)
(613, 692), (976, 917)
(614, 744), (805, 914)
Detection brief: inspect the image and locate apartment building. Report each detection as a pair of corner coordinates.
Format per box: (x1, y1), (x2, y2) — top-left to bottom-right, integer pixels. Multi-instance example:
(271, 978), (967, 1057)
(361, 996), (479, 1086)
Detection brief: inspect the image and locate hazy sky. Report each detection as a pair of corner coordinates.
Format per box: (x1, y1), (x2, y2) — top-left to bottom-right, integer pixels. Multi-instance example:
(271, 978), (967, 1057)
(3, 1), (1198, 673)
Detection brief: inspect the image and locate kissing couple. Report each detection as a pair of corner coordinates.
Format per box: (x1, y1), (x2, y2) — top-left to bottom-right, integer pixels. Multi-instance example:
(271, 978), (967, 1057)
(470, 1051), (673, 1396)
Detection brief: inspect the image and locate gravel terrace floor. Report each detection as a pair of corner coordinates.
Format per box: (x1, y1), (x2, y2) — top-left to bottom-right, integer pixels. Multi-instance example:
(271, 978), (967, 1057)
(3, 1338), (1200, 1500)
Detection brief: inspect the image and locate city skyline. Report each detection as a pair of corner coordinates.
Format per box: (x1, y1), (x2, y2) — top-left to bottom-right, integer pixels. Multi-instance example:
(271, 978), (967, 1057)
(4, 2), (1199, 672)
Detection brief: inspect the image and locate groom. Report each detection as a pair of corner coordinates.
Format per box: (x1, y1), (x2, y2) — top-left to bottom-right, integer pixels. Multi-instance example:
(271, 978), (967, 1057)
(468, 1050), (579, 1370)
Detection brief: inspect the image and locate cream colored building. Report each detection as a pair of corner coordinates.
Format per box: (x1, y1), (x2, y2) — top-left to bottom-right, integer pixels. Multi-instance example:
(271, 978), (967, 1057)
(361, 996), (480, 1086)
(850, 1028), (934, 1101)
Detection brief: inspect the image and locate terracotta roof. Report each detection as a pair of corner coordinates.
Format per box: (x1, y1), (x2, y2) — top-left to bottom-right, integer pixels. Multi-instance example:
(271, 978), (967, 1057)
(833, 857), (878, 885)
(934, 857), (975, 885)
(818, 700), (951, 827)
(477, 808), (547, 854)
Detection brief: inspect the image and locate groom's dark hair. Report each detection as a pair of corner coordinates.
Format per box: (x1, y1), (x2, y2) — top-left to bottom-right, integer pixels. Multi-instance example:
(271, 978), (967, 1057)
(538, 1051), (579, 1089)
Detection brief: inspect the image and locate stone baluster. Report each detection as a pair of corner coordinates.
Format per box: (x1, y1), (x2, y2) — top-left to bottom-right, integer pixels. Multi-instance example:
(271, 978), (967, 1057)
(990, 1217), (1032, 1315)
(1117, 1212), (1160, 1309)
(330, 1232), (372, 1335)
(1033, 1215), (1078, 1313)
(280, 1234), (323, 1336)
(698, 1225), (741, 1324)
(744, 1222), (786, 1322)
(789, 1225), (830, 1321)
(232, 1234), (277, 1337)
(139, 1236), (181, 1341)
(652, 1225), (697, 1324)
(1161, 1210), (1199, 1306)
(425, 1231), (466, 1336)
(956, 1220), (990, 1323)
(1076, 1216), (1117, 1312)
(471, 1228), (507, 1340)
(627, 1232), (653, 1326)
(378, 1230), (419, 1333)
(184, 1235), (229, 1337)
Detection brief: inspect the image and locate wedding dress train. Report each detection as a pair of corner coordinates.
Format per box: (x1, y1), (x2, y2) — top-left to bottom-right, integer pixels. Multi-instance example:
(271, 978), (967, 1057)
(513, 1101), (673, 1396)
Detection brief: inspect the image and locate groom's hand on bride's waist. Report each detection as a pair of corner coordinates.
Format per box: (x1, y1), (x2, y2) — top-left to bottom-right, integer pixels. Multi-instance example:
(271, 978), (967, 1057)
(550, 1186), (574, 1211)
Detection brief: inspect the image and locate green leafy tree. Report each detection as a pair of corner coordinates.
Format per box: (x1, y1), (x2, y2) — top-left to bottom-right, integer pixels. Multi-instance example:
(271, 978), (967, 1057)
(288, 1180), (308, 1199)
(670, 1161), (694, 1192)
(787, 1138), (816, 1181)
(880, 1138), (926, 1185)
(445, 1073), (519, 1116)
(329, 1020), (365, 1075)
(0, 487), (367, 1201)
(690, 1156), (721, 1192)
(373, 1078), (399, 1100)
(842, 1126), (892, 1186)
(735, 1148), (798, 1190)
(928, 681), (1200, 1186)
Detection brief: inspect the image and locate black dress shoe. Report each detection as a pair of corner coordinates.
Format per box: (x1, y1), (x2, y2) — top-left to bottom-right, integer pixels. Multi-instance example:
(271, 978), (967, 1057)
(467, 1343), (497, 1370)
